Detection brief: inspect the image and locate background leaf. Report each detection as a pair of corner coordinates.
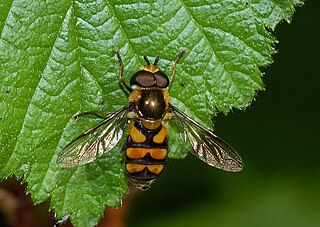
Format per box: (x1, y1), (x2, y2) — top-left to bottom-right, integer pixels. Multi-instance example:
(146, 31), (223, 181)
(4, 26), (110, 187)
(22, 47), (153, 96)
(0, 0), (303, 226)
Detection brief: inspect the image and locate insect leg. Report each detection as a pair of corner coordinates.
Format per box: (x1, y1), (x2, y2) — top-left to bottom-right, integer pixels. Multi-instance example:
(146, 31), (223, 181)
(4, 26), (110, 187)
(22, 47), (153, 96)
(72, 111), (113, 120)
(115, 50), (133, 92)
(170, 50), (186, 85)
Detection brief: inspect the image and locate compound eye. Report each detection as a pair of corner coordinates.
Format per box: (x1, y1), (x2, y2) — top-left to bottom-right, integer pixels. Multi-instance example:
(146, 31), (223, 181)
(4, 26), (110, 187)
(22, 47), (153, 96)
(131, 71), (154, 87)
(154, 71), (169, 88)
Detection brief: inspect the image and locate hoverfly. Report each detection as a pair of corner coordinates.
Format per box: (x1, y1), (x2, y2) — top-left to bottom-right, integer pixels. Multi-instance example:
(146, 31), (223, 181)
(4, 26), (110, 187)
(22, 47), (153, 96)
(57, 51), (243, 190)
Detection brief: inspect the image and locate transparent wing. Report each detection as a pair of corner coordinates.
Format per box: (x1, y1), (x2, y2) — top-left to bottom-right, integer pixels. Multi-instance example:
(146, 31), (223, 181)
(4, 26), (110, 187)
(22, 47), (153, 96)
(57, 105), (129, 168)
(169, 104), (243, 172)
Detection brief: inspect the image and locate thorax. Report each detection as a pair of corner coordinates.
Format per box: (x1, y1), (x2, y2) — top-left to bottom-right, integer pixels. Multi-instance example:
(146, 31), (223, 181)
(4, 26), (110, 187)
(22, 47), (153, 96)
(129, 87), (169, 122)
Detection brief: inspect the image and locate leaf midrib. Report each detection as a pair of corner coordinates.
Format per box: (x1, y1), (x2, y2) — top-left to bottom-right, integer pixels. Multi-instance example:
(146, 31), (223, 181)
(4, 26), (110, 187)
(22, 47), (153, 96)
(5, 3), (72, 173)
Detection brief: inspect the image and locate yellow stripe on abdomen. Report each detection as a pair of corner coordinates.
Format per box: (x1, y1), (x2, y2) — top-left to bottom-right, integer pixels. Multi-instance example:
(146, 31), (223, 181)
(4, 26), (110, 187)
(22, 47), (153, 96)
(126, 147), (167, 160)
(126, 163), (164, 174)
(147, 165), (164, 174)
(126, 163), (146, 173)
(129, 123), (146, 143)
(153, 126), (166, 143)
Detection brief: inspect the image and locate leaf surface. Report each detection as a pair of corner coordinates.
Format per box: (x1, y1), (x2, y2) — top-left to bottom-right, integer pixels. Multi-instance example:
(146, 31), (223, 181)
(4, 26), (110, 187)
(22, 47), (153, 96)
(0, 0), (303, 225)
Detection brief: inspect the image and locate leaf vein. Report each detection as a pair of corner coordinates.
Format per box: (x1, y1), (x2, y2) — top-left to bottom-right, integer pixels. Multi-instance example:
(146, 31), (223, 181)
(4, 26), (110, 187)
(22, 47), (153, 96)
(0, 0), (13, 39)
(5, 6), (72, 169)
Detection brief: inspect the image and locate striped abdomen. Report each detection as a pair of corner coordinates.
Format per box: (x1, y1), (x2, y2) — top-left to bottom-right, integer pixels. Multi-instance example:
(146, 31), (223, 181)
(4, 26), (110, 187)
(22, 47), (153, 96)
(124, 120), (168, 190)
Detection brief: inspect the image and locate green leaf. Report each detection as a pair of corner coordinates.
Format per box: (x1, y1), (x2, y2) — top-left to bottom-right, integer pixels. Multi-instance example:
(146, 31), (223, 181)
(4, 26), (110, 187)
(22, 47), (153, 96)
(0, 0), (303, 226)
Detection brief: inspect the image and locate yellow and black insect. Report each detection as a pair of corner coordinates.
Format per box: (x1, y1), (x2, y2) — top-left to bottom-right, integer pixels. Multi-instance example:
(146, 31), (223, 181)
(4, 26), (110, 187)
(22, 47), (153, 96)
(57, 51), (243, 190)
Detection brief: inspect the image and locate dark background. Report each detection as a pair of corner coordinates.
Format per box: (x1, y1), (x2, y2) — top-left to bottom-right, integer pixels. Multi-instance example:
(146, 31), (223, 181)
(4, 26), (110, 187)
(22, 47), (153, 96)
(126, 2), (320, 227)
(0, 1), (319, 227)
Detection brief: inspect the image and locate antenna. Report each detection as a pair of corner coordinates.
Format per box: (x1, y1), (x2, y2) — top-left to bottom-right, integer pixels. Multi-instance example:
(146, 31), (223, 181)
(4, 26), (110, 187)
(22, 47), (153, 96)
(143, 55), (151, 65)
(154, 55), (160, 65)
